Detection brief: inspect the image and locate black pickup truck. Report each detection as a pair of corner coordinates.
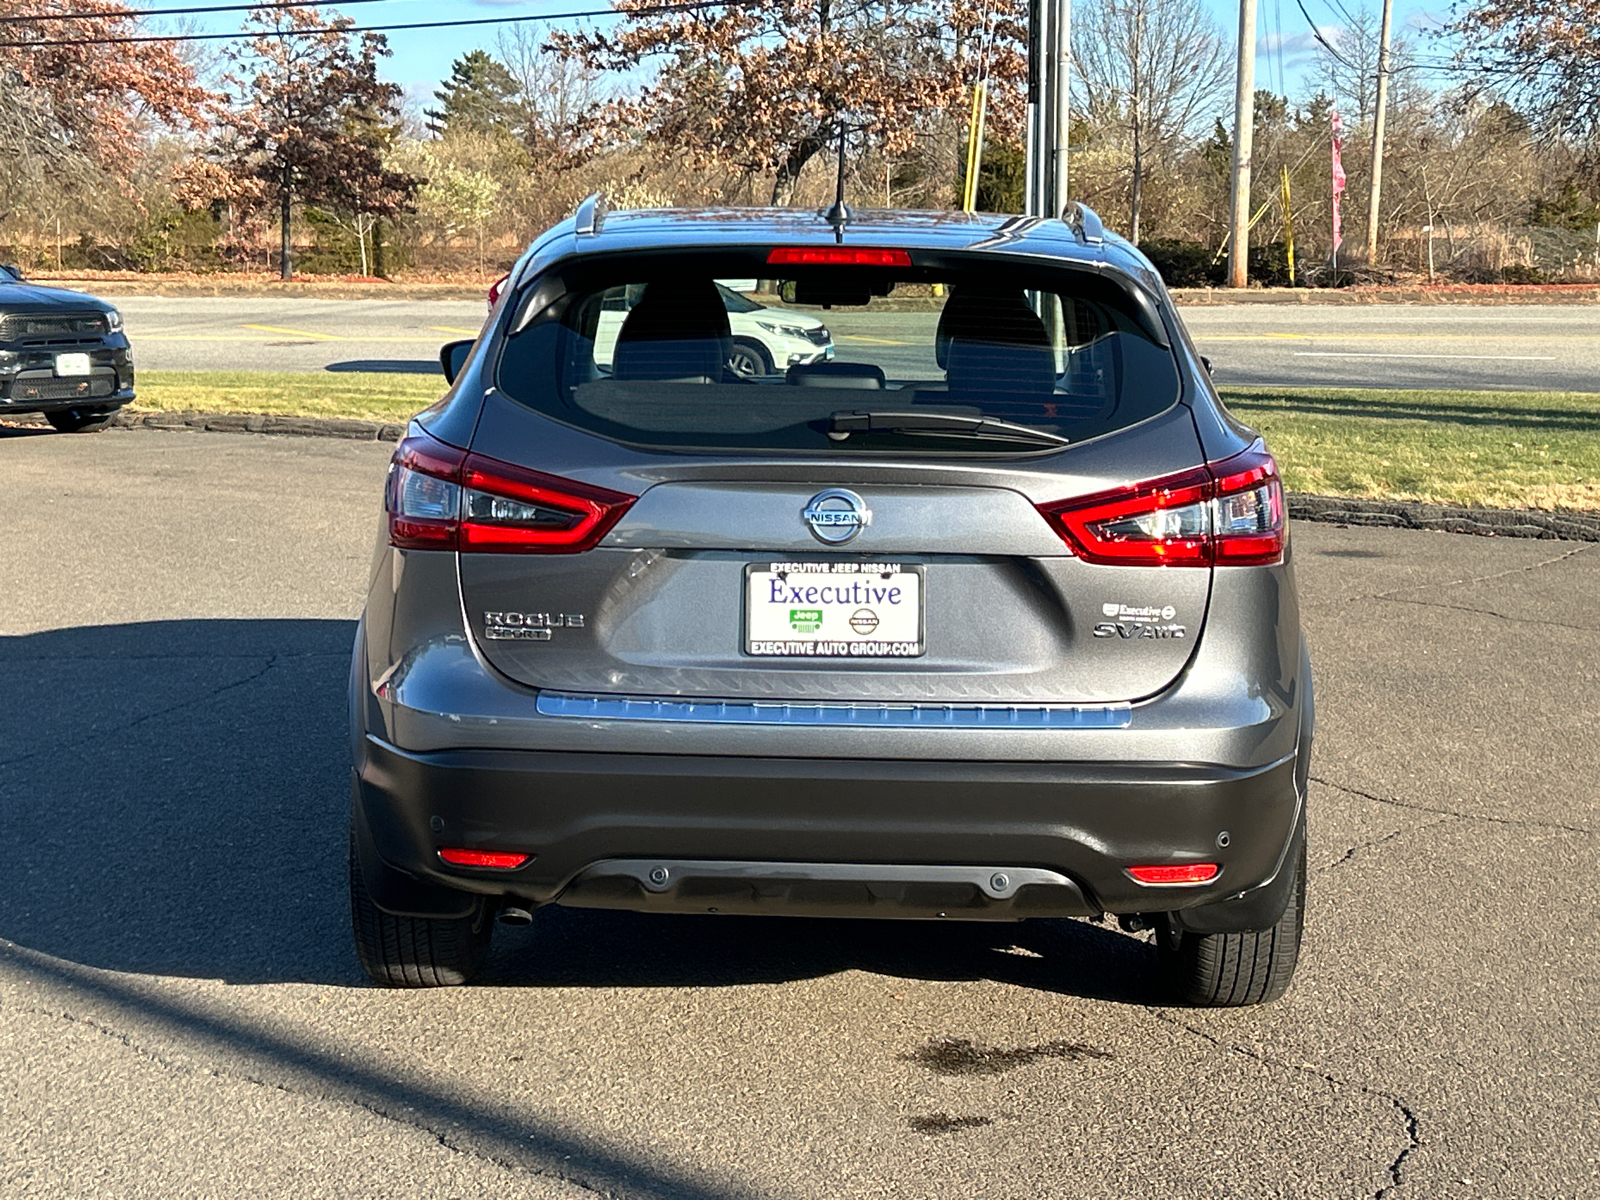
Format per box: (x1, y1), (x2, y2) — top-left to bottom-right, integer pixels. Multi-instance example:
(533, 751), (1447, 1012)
(0, 264), (134, 432)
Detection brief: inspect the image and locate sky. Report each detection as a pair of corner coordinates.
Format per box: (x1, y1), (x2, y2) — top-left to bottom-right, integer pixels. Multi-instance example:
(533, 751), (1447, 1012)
(163, 0), (1453, 115)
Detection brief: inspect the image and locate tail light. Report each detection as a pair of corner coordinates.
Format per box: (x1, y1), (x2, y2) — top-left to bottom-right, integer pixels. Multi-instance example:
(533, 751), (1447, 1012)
(1037, 441), (1285, 567)
(1126, 863), (1220, 885)
(439, 848), (529, 869)
(386, 432), (635, 553)
(487, 272), (510, 309)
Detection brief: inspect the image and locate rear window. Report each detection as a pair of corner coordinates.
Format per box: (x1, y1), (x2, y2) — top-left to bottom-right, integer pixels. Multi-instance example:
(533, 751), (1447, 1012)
(495, 253), (1180, 454)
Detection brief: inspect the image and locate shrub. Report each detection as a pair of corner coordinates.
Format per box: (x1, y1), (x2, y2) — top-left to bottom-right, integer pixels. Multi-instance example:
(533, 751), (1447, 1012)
(1499, 263), (1547, 285)
(1138, 239), (1225, 287)
(127, 209), (223, 272)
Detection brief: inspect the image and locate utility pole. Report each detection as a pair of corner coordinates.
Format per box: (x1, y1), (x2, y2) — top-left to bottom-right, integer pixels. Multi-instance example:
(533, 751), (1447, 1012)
(1227, 0), (1257, 288)
(1364, 0), (1394, 265)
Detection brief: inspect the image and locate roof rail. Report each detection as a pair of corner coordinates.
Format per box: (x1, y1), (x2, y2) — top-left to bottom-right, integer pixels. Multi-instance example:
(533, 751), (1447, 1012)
(1060, 201), (1105, 246)
(574, 192), (607, 237)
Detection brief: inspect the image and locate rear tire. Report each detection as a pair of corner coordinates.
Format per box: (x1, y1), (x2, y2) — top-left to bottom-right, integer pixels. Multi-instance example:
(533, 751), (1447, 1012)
(1157, 836), (1305, 1007)
(349, 830), (492, 987)
(45, 407), (119, 433)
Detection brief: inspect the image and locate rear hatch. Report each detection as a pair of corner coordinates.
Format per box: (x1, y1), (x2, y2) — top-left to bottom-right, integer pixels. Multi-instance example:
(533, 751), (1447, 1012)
(415, 247), (1279, 706)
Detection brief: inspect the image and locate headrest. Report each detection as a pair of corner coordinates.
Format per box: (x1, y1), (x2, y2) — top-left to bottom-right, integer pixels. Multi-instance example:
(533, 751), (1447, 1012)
(943, 291), (1057, 402)
(788, 362), (885, 389)
(612, 280), (732, 382)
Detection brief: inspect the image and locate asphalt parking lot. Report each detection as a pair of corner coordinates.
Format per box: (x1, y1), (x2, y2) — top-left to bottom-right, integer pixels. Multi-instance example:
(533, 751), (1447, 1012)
(1, 428), (1596, 1199)
(114, 295), (1600, 393)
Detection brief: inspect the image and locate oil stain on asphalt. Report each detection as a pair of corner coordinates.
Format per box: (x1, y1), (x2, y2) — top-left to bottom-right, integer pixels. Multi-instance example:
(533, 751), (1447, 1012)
(908, 1113), (994, 1135)
(904, 1036), (1115, 1076)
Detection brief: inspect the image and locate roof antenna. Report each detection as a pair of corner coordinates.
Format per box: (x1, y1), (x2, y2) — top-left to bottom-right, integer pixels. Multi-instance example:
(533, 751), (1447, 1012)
(824, 117), (851, 238)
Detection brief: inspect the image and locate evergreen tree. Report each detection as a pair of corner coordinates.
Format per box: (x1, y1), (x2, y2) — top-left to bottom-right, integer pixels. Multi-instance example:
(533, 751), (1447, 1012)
(426, 51), (522, 138)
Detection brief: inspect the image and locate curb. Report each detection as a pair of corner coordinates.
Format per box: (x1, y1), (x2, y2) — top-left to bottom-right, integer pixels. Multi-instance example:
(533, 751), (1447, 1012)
(110, 408), (409, 442)
(1169, 286), (1600, 306)
(1286, 493), (1599, 542)
(8, 409), (1597, 543)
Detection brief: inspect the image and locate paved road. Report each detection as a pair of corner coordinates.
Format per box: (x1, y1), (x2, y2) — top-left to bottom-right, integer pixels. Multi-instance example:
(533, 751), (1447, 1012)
(120, 295), (489, 376)
(2, 427), (1596, 1198)
(115, 296), (1600, 392)
(1181, 304), (1600, 393)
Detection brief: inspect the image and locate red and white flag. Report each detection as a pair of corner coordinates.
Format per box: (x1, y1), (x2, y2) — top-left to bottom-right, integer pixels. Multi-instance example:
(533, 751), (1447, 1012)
(1330, 109), (1347, 253)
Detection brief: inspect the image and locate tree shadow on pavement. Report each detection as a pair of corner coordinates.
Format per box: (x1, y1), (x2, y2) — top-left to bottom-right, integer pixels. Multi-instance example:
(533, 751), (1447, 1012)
(2, 940), (765, 1200)
(325, 358), (443, 374)
(0, 618), (1163, 1005)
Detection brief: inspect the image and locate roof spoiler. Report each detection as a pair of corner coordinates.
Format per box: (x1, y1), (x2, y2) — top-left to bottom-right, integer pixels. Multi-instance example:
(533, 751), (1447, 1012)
(574, 192), (607, 237)
(1060, 201), (1105, 246)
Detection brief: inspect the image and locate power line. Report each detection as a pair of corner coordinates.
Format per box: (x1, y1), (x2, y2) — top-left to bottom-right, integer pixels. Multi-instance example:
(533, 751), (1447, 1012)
(0, 0), (391, 26)
(0, 0), (749, 47)
(1294, 0), (1360, 73)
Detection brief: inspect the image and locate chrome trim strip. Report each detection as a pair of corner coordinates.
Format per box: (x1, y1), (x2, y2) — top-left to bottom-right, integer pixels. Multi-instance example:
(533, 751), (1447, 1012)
(535, 691), (1132, 729)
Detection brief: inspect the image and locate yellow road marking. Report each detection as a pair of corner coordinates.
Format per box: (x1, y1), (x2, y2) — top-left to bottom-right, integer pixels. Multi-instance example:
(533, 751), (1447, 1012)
(431, 325), (482, 335)
(140, 333), (442, 343)
(240, 323), (340, 341)
(839, 334), (909, 346)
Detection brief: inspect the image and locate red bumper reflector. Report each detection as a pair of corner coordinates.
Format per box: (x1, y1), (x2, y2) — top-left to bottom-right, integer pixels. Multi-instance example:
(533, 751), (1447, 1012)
(1126, 863), (1220, 885)
(766, 246), (912, 266)
(438, 848), (530, 869)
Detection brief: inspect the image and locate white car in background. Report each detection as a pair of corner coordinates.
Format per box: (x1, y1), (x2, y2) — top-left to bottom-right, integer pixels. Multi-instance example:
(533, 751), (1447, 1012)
(598, 282), (834, 377)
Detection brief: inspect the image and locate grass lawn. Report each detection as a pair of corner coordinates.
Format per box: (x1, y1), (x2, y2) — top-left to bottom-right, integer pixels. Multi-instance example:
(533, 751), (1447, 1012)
(135, 370), (442, 423)
(1220, 387), (1599, 511)
(130, 372), (1600, 511)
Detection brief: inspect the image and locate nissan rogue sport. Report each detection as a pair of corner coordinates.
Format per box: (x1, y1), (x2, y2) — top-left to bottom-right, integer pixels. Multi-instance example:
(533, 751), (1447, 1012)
(349, 199), (1312, 1006)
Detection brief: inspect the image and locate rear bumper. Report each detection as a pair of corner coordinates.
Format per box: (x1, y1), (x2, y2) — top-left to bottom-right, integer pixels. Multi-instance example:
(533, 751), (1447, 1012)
(353, 734), (1303, 928)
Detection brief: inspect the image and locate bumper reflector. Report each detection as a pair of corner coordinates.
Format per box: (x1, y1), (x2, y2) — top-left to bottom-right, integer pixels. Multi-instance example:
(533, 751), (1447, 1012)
(438, 848), (530, 869)
(1126, 863), (1219, 885)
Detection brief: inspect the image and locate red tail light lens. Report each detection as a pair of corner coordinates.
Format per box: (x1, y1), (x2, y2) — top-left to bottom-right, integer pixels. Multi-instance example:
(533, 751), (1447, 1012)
(459, 457), (635, 552)
(1209, 447), (1287, 566)
(487, 272), (510, 308)
(1126, 863), (1220, 885)
(386, 432), (635, 553)
(766, 247), (913, 266)
(1037, 442), (1284, 567)
(439, 848), (529, 869)
(387, 436), (466, 550)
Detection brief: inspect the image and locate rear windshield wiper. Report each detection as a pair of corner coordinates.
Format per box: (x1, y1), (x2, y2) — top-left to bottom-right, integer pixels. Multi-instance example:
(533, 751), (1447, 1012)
(828, 409), (1069, 448)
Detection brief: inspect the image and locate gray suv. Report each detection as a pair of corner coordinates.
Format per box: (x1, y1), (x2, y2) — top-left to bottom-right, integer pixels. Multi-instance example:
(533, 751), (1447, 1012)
(349, 199), (1312, 1006)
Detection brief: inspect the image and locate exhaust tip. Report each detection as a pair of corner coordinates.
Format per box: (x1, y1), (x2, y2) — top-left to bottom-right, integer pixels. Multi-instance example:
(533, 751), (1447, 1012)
(496, 906), (534, 926)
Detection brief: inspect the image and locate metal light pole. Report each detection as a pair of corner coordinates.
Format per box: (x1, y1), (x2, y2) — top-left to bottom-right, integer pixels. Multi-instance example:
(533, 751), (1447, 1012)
(1052, 0), (1071, 215)
(1025, 0), (1070, 218)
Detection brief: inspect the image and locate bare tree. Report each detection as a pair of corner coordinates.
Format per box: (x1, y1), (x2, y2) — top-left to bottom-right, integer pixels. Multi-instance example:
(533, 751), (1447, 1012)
(1308, 4), (1422, 130)
(550, 0), (1026, 206)
(497, 24), (602, 159)
(1071, 0), (1231, 242)
(1452, 0), (1600, 153)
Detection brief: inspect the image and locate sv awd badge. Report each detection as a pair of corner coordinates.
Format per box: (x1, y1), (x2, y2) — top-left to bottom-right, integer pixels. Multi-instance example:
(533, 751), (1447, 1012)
(484, 611), (585, 641)
(1094, 622), (1187, 640)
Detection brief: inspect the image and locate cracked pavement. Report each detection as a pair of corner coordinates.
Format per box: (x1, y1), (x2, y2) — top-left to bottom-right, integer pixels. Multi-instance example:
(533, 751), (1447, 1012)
(1, 429), (1596, 1199)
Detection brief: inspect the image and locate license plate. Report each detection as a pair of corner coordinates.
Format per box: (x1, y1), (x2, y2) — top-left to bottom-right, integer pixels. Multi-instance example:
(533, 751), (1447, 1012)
(745, 562), (924, 658)
(55, 353), (91, 377)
